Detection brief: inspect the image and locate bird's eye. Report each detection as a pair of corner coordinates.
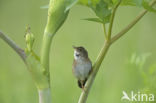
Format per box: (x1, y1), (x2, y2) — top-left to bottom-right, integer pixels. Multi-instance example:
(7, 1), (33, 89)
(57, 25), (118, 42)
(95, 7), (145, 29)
(75, 53), (80, 57)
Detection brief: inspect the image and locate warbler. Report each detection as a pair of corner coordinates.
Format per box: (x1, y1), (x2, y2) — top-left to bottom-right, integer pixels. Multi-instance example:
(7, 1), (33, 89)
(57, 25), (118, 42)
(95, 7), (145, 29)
(72, 46), (92, 89)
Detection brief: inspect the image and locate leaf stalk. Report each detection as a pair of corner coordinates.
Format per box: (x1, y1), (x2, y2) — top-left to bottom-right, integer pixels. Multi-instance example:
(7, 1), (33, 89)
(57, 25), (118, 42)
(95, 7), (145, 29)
(107, 0), (121, 40)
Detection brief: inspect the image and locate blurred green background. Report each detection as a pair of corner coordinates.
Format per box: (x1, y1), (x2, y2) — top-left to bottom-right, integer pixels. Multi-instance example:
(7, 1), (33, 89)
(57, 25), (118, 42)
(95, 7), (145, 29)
(0, 0), (156, 103)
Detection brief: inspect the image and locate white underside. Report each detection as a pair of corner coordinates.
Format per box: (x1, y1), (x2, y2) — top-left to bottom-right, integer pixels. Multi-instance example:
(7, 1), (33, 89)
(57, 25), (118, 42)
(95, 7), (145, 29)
(73, 59), (92, 81)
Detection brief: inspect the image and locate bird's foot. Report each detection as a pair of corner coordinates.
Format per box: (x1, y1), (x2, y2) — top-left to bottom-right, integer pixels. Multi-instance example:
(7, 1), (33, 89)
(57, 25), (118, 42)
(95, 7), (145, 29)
(82, 86), (85, 92)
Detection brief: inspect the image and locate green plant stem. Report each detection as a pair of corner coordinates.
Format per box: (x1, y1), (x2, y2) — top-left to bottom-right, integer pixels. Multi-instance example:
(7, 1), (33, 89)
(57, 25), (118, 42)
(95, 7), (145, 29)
(0, 31), (26, 61)
(0, 31), (52, 103)
(107, 0), (121, 40)
(102, 24), (107, 40)
(41, 32), (54, 73)
(38, 88), (52, 103)
(40, 0), (69, 102)
(40, 0), (68, 80)
(111, 0), (156, 44)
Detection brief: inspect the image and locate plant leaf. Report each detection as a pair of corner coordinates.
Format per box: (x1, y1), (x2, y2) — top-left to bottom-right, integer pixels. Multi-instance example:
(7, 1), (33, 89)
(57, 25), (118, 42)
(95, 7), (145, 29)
(78, 0), (89, 6)
(121, 0), (143, 6)
(142, 1), (156, 13)
(40, 5), (49, 9)
(65, 0), (78, 12)
(83, 16), (110, 24)
(78, 0), (100, 6)
(78, 0), (112, 24)
(103, 0), (113, 6)
(83, 18), (103, 23)
(91, 0), (111, 22)
(41, 0), (78, 11)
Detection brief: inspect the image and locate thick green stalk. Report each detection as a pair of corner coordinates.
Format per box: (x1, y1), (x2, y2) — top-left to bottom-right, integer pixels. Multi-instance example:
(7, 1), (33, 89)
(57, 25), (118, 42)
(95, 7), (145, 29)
(40, 0), (69, 103)
(1, 0), (70, 103)
(41, 32), (54, 73)
(41, 0), (69, 77)
(39, 88), (52, 103)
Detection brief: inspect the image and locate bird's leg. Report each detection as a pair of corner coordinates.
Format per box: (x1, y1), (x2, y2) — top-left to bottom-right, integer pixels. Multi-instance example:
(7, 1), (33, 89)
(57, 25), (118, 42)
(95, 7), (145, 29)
(80, 80), (85, 91)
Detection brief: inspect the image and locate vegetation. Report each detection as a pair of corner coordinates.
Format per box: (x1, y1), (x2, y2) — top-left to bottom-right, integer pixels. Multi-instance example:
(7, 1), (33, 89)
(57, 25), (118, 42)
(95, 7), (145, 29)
(0, 0), (156, 103)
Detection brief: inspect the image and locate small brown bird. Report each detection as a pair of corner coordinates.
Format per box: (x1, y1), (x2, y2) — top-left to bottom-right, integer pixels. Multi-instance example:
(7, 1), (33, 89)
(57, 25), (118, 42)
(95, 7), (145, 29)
(72, 46), (92, 89)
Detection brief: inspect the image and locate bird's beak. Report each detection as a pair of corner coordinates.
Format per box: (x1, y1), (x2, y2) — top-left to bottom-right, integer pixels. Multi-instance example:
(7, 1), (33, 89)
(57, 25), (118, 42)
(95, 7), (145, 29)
(72, 45), (77, 49)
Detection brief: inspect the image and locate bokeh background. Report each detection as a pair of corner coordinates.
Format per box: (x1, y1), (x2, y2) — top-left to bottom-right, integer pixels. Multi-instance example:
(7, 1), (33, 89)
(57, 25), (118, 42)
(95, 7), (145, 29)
(0, 0), (156, 103)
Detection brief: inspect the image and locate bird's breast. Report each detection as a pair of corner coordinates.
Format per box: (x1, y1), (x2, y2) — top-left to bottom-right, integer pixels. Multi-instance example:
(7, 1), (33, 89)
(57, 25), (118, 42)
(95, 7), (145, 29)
(73, 59), (92, 80)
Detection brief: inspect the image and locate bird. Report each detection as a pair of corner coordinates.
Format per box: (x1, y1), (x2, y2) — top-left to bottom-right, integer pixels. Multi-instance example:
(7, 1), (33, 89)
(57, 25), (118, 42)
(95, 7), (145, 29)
(72, 46), (92, 89)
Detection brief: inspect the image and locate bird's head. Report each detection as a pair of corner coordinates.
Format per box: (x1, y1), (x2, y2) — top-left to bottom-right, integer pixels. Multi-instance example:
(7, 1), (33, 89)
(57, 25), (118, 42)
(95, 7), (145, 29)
(73, 46), (88, 60)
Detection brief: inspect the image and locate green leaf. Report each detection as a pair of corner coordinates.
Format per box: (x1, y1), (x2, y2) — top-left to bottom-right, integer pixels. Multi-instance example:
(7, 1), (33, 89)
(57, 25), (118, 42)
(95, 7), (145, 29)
(83, 16), (110, 24)
(149, 64), (156, 75)
(121, 0), (143, 6)
(92, 0), (111, 21)
(78, 0), (89, 6)
(65, 0), (78, 12)
(142, 1), (156, 13)
(120, 0), (155, 10)
(103, 15), (111, 23)
(40, 5), (49, 9)
(135, 0), (143, 6)
(112, 0), (118, 4)
(90, 0), (100, 7)
(118, 0), (156, 13)
(130, 53), (151, 69)
(78, 0), (112, 24)
(83, 18), (103, 23)
(103, 0), (113, 6)
(78, 0), (100, 6)
(40, 0), (78, 11)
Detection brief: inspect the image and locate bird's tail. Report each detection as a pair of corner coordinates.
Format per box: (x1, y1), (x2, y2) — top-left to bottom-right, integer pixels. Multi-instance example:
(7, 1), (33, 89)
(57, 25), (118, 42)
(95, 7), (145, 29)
(77, 79), (87, 88)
